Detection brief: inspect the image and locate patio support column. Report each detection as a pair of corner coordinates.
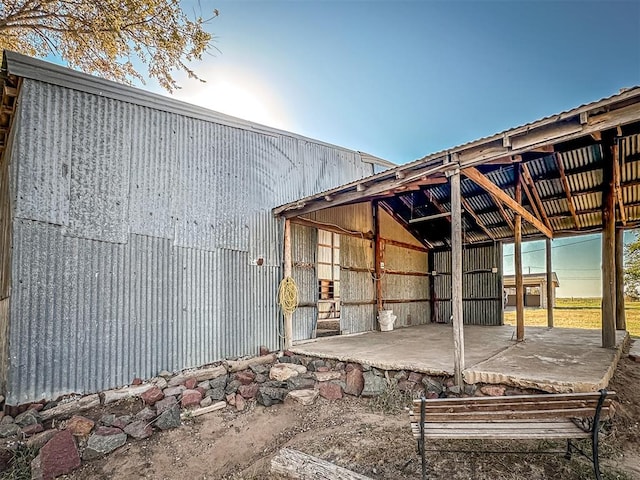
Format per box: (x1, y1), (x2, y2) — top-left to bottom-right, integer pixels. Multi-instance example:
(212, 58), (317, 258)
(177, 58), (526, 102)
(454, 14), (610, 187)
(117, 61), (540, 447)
(546, 238), (554, 327)
(602, 138), (616, 348)
(515, 164), (525, 342)
(615, 227), (626, 331)
(374, 201), (384, 314)
(450, 167), (465, 388)
(283, 218), (293, 350)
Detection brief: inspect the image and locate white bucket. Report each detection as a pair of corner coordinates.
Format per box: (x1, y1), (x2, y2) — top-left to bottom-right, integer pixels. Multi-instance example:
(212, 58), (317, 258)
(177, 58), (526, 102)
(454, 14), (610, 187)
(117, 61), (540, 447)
(378, 310), (397, 332)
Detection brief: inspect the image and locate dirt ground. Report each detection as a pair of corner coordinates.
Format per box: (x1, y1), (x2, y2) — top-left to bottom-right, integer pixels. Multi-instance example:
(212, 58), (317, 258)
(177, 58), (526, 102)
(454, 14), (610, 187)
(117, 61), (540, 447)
(64, 353), (640, 480)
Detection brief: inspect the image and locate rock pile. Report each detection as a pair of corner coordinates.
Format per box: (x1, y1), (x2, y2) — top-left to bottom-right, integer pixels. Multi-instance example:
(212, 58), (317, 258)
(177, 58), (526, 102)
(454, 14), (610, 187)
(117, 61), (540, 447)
(0, 348), (534, 479)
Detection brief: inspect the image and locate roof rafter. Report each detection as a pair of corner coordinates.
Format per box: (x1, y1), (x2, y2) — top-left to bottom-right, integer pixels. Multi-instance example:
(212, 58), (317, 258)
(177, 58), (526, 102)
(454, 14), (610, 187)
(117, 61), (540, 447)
(460, 197), (496, 240)
(612, 140), (627, 225)
(521, 163), (552, 229)
(462, 167), (553, 238)
(554, 152), (580, 229)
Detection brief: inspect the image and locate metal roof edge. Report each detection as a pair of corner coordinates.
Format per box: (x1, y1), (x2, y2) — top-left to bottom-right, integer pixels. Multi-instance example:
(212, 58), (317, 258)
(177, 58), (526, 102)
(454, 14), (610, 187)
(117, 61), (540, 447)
(273, 86), (640, 217)
(2, 50), (396, 162)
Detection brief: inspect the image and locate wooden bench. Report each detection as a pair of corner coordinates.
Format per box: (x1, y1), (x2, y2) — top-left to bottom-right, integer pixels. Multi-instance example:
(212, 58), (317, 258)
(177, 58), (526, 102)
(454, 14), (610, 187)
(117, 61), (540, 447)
(410, 389), (615, 480)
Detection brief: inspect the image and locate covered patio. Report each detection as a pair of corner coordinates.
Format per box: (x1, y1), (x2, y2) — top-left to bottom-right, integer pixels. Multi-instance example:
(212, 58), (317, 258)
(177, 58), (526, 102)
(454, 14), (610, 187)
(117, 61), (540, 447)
(274, 87), (640, 390)
(291, 324), (628, 393)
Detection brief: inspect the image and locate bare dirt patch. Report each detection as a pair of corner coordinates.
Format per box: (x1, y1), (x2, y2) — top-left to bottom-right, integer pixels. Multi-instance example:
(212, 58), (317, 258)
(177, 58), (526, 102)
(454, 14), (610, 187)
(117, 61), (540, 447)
(63, 355), (640, 480)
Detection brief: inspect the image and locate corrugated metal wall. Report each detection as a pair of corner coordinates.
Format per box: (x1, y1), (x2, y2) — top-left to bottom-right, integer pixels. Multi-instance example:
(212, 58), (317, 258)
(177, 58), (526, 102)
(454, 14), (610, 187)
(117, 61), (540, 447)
(5, 79), (374, 404)
(379, 209), (430, 327)
(291, 224), (317, 342)
(431, 243), (503, 325)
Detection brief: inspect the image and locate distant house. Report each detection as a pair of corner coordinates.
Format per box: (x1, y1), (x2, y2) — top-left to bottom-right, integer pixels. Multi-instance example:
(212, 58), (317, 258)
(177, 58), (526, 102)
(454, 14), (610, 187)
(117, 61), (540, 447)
(503, 273), (559, 309)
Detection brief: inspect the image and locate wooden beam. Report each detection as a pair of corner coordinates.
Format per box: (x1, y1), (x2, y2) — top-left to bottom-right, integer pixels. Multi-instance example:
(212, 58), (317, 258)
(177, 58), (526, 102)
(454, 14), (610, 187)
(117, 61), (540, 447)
(283, 219), (293, 350)
(601, 139), (616, 348)
(520, 176), (542, 221)
(374, 202), (383, 314)
(490, 193), (514, 231)
(514, 164), (525, 342)
(612, 139), (627, 225)
(378, 202), (433, 249)
(461, 197), (495, 240)
(521, 163), (552, 229)
(381, 238), (429, 253)
(546, 238), (554, 328)
(271, 448), (373, 480)
(450, 170), (465, 388)
(554, 153), (580, 229)
(462, 167), (553, 238)
(615, 227), (626, 331)
(289, 216), (374, 240)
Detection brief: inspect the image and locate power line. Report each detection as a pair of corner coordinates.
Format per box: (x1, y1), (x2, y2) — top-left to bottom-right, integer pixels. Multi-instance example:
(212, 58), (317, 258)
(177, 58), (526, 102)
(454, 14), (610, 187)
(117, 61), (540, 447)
(503, 237), (599, 257)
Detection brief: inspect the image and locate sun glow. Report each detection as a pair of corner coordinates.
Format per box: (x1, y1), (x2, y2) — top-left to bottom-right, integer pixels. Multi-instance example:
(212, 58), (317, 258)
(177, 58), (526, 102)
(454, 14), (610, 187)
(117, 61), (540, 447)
(171, 67), (290, 130)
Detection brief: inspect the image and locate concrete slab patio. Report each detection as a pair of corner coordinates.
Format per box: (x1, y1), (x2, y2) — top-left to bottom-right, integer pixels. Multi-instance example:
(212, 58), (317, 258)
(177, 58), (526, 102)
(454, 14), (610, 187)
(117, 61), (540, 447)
(290, 324), (629, 393)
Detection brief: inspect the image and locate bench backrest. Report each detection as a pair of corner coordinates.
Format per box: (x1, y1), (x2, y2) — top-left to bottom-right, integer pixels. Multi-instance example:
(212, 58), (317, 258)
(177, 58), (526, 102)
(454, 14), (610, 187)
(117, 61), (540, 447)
(411, 391), (616, 423)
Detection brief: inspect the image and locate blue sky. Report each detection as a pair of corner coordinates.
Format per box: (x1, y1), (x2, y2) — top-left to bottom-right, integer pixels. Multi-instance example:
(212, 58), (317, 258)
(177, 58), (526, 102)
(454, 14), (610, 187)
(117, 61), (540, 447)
(162, 1), (638, 297)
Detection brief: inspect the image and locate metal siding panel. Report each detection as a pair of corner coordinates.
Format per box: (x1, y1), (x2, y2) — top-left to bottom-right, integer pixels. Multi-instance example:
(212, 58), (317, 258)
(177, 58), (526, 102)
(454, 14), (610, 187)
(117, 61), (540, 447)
(129, 107), (177, 239)
(391, 302), (430, 328)
(384, 245), (427, 272)
(381, 275), (429, 300)
(67, 90), (132, 243)
(13, 80), (71, 225)
(341, 304), (375, 335)
(340, 235), (373, 269)
(0, 298), (9, 392)
(379, 208), (423, 247)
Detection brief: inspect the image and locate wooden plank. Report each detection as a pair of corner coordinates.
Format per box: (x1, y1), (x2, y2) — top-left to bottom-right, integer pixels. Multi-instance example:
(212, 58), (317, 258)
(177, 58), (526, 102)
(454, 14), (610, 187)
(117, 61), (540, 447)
(413, 407), (610, 422)
(546, 238), (554, 327)
(554, 153), (580, 229)
(411, 399), (610, 414)
(411, 391), (614, 406)
(381, 238), (429, 253)
(602, 140), (617, 348)
(521, 163), (551, 229)
(520, 176), (542, 220)
(490, 193), (515, 231)
(374, 202), (383, 313)
(289, 216), (373, 240)
(462, 167), (553, 238)
(612, 141), (626, 225)
(271, 448), (373, 480)
(615, 228), (626, 330)
(450, 169), (465, 388)
(461, 197), (496, 240)
(284, 219), (293, 350)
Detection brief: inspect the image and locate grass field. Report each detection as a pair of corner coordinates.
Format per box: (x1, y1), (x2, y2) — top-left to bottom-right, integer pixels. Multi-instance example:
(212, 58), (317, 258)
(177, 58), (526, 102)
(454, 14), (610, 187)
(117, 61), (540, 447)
(503, 297), (640, 338)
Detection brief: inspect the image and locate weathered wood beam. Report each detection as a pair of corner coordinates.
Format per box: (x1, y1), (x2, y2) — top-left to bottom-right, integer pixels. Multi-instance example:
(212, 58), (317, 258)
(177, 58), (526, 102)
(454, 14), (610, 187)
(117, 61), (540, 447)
(381, 238), (429, 253)
(490, 193), (514, 231)
(450, 170), (465, 387)
(601, 138), (616, 349)
(520, 176), (542, 221)
(554, 153), (580, 229)
(514, 164), (525, 342)
(546, 238), (554, 328)
(271, 448), (373, 480)
(378, 202), (433, 249)
(615, 228), (626, 331)
(612, 139), (626, 225)
(521, 163), (552, 229)
(462, 167), (553, 238)
(374, 202), (383, 313)
(461, 197), (496, 240)
(289, 216), (374, 240)
(283, 219), (293, 350)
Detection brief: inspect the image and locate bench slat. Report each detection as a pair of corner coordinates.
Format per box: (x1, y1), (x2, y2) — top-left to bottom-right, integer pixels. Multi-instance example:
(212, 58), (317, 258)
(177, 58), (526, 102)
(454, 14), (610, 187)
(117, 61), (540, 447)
(409, 406), (609, 422)
(410, 421), (591, 440)
(411, 392), (616, 407)
(411, 399), (611, 415)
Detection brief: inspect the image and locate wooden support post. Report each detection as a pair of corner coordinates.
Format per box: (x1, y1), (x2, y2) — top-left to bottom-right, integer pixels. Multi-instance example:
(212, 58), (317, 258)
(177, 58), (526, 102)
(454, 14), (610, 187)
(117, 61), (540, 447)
(515, 164), (525, 342)
(615, 227), (626, 331)
(450, 169), (465, 388)
(374, 201), (384, 314)
(602, 140), (616, 348)
(283, 218), (293, 350)
(546, 238), (554, 328)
